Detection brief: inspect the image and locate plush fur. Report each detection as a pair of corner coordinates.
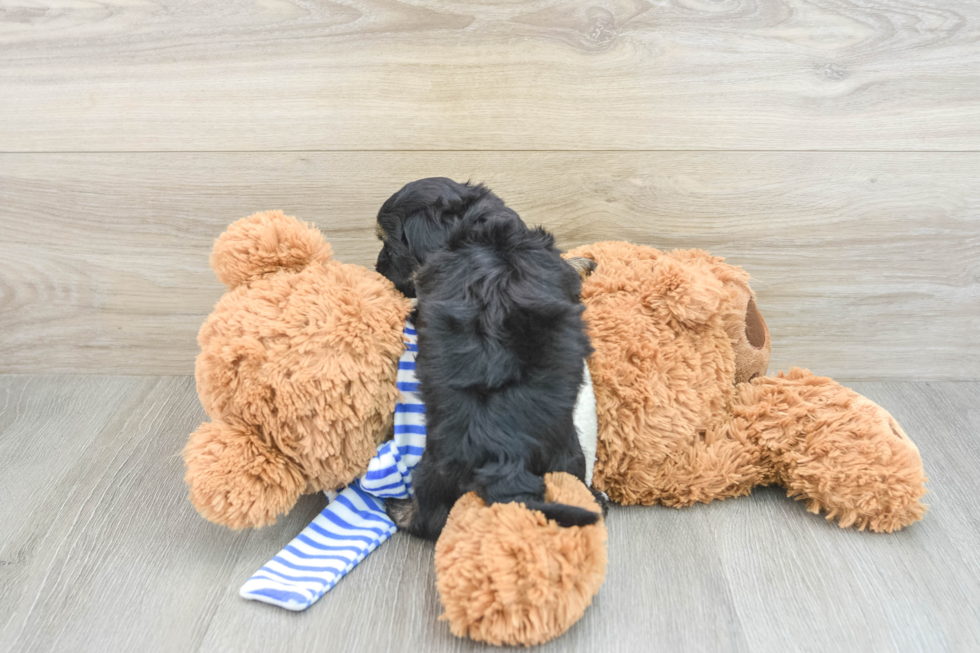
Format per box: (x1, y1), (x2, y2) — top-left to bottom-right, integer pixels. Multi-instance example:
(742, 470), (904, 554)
(184, 211), (411, 528)
(567, 241), (928, 532)
(435, 472), (607, 646)
(386, 207), (600, 540)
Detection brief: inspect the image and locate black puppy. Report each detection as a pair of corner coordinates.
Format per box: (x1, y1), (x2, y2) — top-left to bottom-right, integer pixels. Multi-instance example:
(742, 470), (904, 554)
(376, 179), (600, 541)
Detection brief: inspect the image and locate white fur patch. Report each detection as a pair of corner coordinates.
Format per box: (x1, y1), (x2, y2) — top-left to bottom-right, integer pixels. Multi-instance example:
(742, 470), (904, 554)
(573, 362), (598, 487)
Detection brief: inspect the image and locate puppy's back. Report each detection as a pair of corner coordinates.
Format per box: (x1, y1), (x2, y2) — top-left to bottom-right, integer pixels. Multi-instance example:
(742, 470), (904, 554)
(416, 212), (589, 398)
(413, 212), (597, 529)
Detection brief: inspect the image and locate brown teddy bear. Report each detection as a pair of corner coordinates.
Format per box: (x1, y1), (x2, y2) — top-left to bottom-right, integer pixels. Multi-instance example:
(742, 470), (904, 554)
(183, 212), (927, 647)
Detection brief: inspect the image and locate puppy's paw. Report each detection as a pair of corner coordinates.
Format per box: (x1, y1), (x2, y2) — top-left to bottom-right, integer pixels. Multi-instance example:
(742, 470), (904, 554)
(385, 497), (418, 530)
(566, 257), (598, 281)
(590, 488), (610, 518)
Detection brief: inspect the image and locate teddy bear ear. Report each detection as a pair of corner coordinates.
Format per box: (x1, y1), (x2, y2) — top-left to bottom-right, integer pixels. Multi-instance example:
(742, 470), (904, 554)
(731, 292), (771, 383)
(646, 254), (726, 326)
(210, 210), (332, 289)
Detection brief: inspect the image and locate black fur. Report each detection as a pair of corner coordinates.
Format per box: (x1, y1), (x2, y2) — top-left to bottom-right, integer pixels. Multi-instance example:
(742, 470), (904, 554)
(375, 178), (508, 298)
(376, 179), (599, 540)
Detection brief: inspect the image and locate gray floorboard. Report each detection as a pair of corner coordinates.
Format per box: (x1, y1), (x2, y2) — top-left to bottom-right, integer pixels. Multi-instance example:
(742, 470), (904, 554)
(0, 377), (977, 653)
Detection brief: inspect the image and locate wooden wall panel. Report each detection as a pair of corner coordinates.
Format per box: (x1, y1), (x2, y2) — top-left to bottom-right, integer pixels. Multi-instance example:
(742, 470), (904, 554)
(1, 0), (978, 151)
(2, 152), (977, 378)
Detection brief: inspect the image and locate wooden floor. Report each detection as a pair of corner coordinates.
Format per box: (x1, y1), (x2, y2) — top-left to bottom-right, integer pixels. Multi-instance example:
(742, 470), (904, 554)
(0, 376), (977, 653)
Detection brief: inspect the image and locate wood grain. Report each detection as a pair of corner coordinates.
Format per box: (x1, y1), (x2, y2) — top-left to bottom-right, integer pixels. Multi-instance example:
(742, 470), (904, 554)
(1, 376), (978, 652)
(1, 0), (979, 151)
(2, 151), (977, 378)
(0, 375), (326, 652)
(0, 376), (141, 556)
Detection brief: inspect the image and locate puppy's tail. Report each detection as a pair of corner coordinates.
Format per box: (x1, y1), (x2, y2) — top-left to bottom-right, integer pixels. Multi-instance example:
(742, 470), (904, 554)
(523, 500), (601, 528)
(477, 464), (601, 529)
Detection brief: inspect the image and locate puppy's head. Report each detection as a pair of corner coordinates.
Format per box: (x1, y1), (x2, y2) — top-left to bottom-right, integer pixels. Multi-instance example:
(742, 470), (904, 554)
(375, 178), (508, 297)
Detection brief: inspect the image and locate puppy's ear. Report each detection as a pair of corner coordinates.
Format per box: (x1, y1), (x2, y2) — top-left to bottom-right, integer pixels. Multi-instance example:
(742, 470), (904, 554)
(376, 211), (403, 243)
(566, 257), (597, 281)
(403, 210), (462, 262)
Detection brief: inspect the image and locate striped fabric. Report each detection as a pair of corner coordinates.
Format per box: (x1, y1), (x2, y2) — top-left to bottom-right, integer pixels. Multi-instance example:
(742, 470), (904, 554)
(239, 322), (425, 611)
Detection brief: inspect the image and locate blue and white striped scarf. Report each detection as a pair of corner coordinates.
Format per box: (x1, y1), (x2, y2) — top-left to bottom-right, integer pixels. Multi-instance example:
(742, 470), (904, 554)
(240, 320), (597, 611)
(239, 322), (425, 610)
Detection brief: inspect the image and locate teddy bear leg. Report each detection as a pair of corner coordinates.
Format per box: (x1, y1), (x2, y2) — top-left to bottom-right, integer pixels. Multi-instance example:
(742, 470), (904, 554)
(741, 370), (928, 532)
(646, 435), (771, 508)
(183, 419), (307, 529)
(434, 472), (607, 647)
